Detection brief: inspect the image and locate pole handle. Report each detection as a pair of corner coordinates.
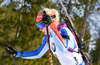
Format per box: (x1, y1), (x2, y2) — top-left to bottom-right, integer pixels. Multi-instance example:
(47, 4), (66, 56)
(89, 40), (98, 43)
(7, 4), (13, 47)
(4, 44), (17, 65)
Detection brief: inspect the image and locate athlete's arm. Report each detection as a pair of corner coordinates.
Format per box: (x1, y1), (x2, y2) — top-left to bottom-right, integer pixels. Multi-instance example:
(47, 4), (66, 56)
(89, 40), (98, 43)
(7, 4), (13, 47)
(16, 35), (48, 59)
(60, 28), (69, 48)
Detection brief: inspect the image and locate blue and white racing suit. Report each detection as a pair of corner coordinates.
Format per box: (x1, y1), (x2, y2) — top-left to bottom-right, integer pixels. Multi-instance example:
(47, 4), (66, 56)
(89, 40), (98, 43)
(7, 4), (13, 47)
(16, 24), (85, 65)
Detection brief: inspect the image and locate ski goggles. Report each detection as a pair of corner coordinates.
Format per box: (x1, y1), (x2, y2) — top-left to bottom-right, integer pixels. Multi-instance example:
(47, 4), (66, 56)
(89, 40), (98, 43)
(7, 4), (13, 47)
(35, 21), (45, 29)
(35, 14), (45, 29)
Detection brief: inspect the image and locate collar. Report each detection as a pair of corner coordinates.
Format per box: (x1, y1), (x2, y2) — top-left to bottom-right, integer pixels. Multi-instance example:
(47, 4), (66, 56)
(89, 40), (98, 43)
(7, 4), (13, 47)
(57, 22), (67, 31)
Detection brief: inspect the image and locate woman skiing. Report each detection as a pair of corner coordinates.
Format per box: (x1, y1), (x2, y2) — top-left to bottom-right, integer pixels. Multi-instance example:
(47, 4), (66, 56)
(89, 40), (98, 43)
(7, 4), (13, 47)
(6, 8), (85, 65)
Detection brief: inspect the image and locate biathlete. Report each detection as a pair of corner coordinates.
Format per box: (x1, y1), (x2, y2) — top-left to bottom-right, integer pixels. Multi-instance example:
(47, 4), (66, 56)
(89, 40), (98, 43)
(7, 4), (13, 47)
(6, 8), (85, 65)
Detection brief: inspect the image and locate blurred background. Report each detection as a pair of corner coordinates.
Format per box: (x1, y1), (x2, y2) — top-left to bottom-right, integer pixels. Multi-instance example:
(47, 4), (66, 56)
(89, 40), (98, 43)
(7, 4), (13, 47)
(0, 0), (100, 65)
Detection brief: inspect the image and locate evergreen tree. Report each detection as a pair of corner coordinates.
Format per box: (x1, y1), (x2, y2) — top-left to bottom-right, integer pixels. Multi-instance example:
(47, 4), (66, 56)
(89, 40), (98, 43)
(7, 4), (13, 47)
(0, 0), (58, 65)
(90, 31), (100, 65)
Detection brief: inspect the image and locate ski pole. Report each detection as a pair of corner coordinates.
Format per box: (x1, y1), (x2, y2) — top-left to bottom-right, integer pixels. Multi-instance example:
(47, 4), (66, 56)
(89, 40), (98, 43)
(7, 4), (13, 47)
(5, 44), (17, 65)
(11, 55), (17, 65)
(46, 25), (53, 65)
(43, 11), (53, 65)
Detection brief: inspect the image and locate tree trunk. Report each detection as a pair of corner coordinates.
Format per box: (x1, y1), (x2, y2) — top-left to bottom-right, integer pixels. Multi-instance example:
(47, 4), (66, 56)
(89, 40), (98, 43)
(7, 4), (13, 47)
(67, 0), (72, 15)
(16, 0), (24, 38)
(80, 0), (91, 39)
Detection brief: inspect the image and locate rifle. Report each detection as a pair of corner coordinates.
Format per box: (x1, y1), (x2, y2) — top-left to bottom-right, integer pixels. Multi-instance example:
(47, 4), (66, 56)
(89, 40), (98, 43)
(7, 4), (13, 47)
(58, 0), (92, 65)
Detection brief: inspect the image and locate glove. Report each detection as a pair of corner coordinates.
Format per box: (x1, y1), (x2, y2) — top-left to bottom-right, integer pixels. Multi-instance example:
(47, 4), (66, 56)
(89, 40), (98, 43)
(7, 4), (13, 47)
(42, 11), (53, 26)
(5, 44), (17, 56)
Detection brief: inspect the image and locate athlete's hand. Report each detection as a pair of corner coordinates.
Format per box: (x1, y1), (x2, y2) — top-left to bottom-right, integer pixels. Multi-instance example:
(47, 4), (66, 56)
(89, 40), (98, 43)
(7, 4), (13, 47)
(42, 11), (53, 25)
(5, 44), (17, 56)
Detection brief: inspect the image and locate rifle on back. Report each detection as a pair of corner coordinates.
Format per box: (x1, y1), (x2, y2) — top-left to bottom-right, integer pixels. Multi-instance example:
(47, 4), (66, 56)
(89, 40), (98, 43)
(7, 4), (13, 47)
(58, 0), (92, 65)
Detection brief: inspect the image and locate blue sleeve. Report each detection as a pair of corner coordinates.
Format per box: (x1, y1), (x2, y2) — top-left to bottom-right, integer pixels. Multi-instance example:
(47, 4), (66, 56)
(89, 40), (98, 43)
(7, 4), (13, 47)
(60, 29), (68, 48)
(16, 35), (48, 59)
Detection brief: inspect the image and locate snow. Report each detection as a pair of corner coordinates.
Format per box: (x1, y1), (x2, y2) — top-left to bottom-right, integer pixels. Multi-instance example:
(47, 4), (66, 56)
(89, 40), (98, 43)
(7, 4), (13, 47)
(0, 0), (10, 6)
(0, 0), (24, 9)
(88, 10), (100, 51)
(88, 10), (100, 38)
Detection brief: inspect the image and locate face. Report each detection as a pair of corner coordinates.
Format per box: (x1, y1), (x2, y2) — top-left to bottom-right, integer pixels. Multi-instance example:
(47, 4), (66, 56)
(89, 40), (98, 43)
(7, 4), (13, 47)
(36, 18), (57, 35)
(39, 26), (50, 35)
(39, 26), (47, 35)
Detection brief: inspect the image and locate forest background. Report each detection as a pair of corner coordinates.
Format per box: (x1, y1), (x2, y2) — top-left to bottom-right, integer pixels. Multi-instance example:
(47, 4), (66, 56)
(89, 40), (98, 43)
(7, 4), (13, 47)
(0, 0), (100, 65)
